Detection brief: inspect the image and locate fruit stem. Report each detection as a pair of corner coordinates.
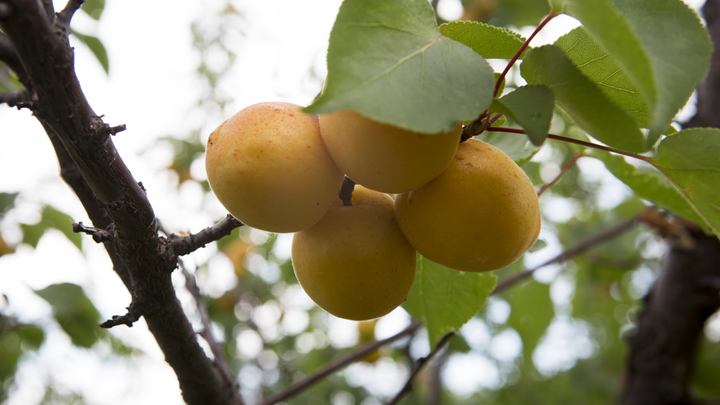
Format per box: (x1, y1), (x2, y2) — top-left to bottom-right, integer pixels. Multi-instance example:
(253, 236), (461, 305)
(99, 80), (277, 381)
(487, 126), (653, 163)
(494, 11), (560, 98)
(339, 177), (356, 206)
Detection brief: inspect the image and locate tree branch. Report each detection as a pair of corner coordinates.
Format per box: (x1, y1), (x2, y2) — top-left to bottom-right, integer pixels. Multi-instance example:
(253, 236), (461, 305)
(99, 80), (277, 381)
(169, 214), (244, 256)
(622, 229), (720, 404)
(492, 213), (640, 295)
(386, 331), (454, 405)
(0, 1), (243, 403)
(0, 88), (33, 108)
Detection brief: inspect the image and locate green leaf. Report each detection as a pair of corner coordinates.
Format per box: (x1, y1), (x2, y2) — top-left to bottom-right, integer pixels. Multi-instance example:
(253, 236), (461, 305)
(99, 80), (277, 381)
(71, 31), (109, 74)
(554, 27), (648, 128)
(506, 280), (554, 370)
(549, 0), (711, 147)
(439, 21), (527, 59)
(474, 131), (541, 166)
(403, 253), (497, 347)
(20, 206), (82, 251)
(520, 45), (645, 153)
(592, 151), (704, 226)
(652, 128), (720, 238)
(34, 283), (103, 348)
(0, 192), (18, 216)
(490, 85), (554, 146)
(305, 0), (494, 134)
(80, 0), (105, 20)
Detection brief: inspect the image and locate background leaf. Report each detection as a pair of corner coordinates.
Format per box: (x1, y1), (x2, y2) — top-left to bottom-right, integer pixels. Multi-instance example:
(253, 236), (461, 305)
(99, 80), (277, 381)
(439, 21), (527, 59)
(71, 31), (109, 74)
(403, 254), (497, 347)
(505, 280), (554, 371)
(0, 192), (17, 217)
(305, 0), (494, 134)
(20, 206), (82, 251)
(34, 283), (103, 348)
(592, 151), (704, 227)
(652, 128), (720, 238)
(520, 45), (645, 153)
(80, 0), (105, 20)
(490, 85), (554, 145)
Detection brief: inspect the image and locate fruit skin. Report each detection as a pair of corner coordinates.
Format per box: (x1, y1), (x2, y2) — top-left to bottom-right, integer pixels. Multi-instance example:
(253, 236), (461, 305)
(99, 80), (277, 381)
(205, 102), (344, 233)
(292, 186), (416, 321)
(395, 139), (540, 272)
(319, 110), (462, 193)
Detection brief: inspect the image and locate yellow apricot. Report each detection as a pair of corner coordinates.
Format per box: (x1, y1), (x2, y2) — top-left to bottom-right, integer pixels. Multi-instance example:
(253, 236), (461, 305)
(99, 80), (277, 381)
(205, 102), (344, 233)
(319, 110), (462, 193)
(292, 186), (416, 321)
(394, 139), (540, 272)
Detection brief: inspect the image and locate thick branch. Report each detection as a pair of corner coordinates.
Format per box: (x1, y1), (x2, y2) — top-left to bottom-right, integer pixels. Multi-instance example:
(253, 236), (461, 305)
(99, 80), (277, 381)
(0, 1), (242, 403)
(622, 229), (720, 404)
(0, 88), (33, 108)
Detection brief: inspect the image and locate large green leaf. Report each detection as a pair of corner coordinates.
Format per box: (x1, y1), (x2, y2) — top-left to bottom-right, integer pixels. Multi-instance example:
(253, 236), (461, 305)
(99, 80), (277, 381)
(20, 206), (82, 251)
(549, 0), (711, 147)
(520, 45), (645, 153)
(403, 254), (497, 347)
(651, 128), (720, 238)
(34, 283), (103, 348)
(554, 27), (648, 128)
(305, 0), (494, 134)
(490, 85), (554, 146)
(439, 21), (527, 59)
(592, 151), (704, 227)
(506, 280), (554, 371)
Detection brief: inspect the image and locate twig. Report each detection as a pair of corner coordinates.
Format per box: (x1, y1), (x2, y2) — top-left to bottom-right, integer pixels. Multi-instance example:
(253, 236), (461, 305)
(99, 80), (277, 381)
(168, 214), (244, 256)
(536, 152), (584, 196)
(181, 261), (239, 397)
(55, 0), (83, 31)
(0, 89), (33, 108)
(99, 301), (142, 328)
(73, 221), (115, 243)
(386, 332), (455, 405)
(492, 213), (640, 295)
(260, 321), (422, 405)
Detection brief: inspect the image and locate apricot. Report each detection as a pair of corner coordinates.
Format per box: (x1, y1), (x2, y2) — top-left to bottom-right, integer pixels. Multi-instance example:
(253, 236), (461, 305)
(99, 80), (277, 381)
(291, 186), (416, 320)
(205, 102), (344, 233)
(319, 110), (462, 193)
(394, 139), (540, 272)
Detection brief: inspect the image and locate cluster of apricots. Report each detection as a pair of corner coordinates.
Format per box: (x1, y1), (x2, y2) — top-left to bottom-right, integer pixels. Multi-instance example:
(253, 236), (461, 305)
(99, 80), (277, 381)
(205, 102), (540, 321)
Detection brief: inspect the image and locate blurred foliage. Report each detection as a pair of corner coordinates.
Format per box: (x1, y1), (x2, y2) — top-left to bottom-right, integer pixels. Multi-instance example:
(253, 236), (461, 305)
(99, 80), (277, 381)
(1, 0), (718, 404)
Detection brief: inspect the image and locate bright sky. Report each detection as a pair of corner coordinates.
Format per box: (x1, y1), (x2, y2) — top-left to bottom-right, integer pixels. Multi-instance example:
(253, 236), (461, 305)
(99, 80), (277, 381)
(0, 0), (708, 403)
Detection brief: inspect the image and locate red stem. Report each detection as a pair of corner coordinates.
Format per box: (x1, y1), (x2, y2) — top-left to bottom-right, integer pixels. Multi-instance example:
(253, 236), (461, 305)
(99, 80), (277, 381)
(537, 153), (584, 196)
(493, 12), (560, 97)
(487, 126), (653, 162)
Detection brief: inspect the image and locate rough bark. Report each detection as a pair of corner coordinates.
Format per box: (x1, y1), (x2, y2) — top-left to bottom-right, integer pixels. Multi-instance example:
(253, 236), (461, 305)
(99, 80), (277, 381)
(0, 0), (242, 403)
(623, 1), (720, 403)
